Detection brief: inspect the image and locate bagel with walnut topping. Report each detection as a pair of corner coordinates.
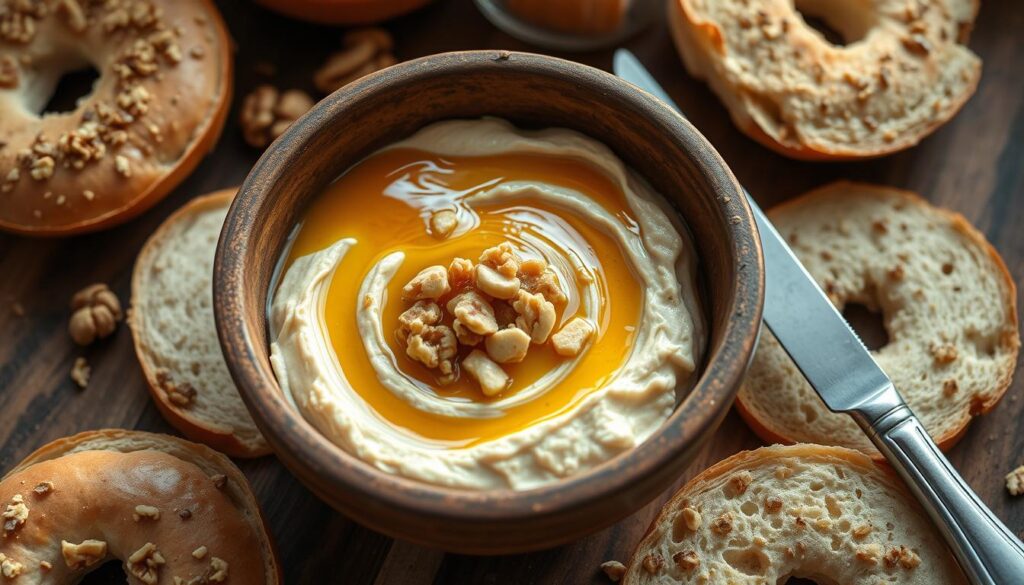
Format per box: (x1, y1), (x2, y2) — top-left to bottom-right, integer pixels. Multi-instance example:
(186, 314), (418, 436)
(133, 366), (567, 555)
(623, 444), (965, 584)
(130, 188), (270, 458)
(0, 0), (232, 235)
(667, 0), (981, 160)
(737, 182), (1018, 456)
(0, 429), (279, 584)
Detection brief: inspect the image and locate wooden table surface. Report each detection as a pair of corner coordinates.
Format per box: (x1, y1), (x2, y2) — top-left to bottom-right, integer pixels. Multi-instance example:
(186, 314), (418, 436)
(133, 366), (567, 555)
(1, 0), (1021, 583)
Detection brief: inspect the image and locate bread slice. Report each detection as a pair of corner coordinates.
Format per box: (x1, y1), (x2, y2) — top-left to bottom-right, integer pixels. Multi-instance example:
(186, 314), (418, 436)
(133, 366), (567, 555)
(5, 429), (280, 583)
(667, 0), (981, 160)
(130, 189), (270, 457)
(622, 444), (965, 584)
(737, 182), (1018, 455)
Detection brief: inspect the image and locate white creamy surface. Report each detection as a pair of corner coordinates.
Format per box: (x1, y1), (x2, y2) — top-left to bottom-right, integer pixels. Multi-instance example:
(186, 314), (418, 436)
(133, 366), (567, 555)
(269, 119), (703, 490)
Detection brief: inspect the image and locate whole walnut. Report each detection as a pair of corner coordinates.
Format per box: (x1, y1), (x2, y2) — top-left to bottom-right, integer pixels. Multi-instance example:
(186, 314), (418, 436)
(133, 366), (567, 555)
(68, 283), (123, 345)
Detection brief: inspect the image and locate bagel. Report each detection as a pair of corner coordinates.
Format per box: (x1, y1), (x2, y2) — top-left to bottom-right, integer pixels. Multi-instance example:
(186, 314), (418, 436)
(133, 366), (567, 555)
(0, 429), (279, 584)
(737, 182), (1018, 455)
(130, 188), (270, 458)
(667, 0), (981, 160)
(622, 444), (965, 584)
(252, 0), (433, 24)
(0, 0), (232, 235)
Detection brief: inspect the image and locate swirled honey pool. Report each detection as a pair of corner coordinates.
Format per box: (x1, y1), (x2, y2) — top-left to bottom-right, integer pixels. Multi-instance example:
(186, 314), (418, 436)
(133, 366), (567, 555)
(270, 119), (703, 490)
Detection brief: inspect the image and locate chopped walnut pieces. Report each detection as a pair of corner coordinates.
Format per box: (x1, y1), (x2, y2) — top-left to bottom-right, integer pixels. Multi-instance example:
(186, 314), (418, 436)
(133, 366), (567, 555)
(0, 56), (17, 89)
(56, 0), (87, 32)
(902, 34), (931, 56)
(38, 560), (51, 572)
(239, 85), (315, 148)
(885, 545), (921, 569)
(943, 379), (959, 396)
(888, 264), (905, 281)
(484, 327), (531, 364)
(448, 257), (475, 289)
(61, 539), (108, 569)
(452, 320), (482, 346)
(673, 550), (700, 571)
(133, 504), (161, 521)
(550, 317), (594, 357)
(476, 264), (521, 299)
(710, 512), (733, 535)
(211, 474), (227, 489)
(70, 357), (91, 389)
(518, 258), (567, 304)
(480, 242), (521, 278)
(127, 542), (165, 585)
(406, 324), (457, 373)
(29, 155), (55, 180)
(462, 350), (509, 397)
(58, 122), (107, 169)
(429, 209), (458, 239)
(599, 560), (626, 582)
(852, 523), (873, 539)
(448, 291), (498, 336)
(206, 557), (229, 582)
(680, 506), (702, 531)
(1006, 465), (1024, 496)
(192, 546), (208, 560)
(314, 27), (397, 94)
(114, 154), (132, 177)
(512, 290), (556, 344)
(0, 556), (23, 579)
(402, 266), (451, 301)
(398, 301), (441, 334)
(0, 0), (44, 44)
(728, 471), (753, 495)
(32, 481), (53, 496)
(2, 495), (28, 535)
(857, 543), (882, 564)
(930, 342), (958, 364)
(640, 553), (663, 574)
(764, 496), (783, 513)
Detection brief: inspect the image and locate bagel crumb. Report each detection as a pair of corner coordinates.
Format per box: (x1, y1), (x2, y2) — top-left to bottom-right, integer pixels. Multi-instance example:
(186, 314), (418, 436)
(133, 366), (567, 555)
(133, 504), (160, 521)
(641, 553), (663, 574)
(681, 506), (702, 531)
(192, 546), (208, 559)
(1006, 465), (1024, 496)
(210, 474), (227, 489)
(70, 357), (90, 389)
(929, 342), (958, 364)
(127, 542), (165, 585)
(774, 465), (793, 479)
(2, 494), (28, 535)
(710, 512), (733, 535)
(61, 539), (107, 569)
(673, 550), (699, 571)
(599, 560), (626, 581)
(32, 481), (53, 496)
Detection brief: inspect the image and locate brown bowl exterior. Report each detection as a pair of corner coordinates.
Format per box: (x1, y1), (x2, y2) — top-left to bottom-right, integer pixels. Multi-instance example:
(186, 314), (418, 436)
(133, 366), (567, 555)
(252, 0), (433, 24)
(214, 51), (763, 554)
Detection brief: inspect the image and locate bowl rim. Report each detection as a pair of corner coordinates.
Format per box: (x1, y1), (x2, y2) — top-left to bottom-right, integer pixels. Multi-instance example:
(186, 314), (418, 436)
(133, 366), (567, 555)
(215, 50), (763, 529)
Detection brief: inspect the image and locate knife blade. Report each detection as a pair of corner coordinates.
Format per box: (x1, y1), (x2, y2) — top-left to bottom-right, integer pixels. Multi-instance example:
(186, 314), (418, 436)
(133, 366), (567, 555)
(613, 48), (1024, 585)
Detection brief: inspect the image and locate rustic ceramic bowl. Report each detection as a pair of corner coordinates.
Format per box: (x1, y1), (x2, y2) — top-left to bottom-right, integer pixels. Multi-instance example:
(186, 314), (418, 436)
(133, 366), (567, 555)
(252, 0), (433, 24)
(214, 51), (763, 554)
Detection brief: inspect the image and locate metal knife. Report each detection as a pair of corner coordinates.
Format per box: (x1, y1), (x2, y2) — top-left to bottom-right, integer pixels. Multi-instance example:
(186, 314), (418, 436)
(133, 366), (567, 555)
(613, 48), (1024, 585)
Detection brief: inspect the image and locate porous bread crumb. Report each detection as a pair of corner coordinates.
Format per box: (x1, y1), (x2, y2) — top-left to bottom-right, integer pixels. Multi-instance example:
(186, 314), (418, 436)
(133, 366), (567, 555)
(133, 504), (160, 521)
(61, 539), (107, 568)
(764, 496), (783, 513)
(599, 560), (626, 582)
(1006, 465), (1024, 496)
(206, 557), (228, 582)
(70, 357), (90, 389)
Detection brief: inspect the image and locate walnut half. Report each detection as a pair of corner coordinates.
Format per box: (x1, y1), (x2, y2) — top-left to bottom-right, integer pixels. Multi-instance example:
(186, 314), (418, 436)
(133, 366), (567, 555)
(68, 283), (122, 345)
(239, 85), (315, 148)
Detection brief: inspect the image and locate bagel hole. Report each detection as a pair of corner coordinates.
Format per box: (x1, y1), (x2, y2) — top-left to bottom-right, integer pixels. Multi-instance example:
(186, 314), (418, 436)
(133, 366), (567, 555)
(842, 302), (889, 351)
(77, 560), (123, 583)
(723, 548), (770, 576)
(39, 65), (100, 115)
(794, 0), (875, 46)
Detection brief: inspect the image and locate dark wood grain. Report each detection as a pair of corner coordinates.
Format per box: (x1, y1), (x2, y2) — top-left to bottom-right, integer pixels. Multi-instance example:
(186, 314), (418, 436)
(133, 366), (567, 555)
(1, 0), (1021, 583)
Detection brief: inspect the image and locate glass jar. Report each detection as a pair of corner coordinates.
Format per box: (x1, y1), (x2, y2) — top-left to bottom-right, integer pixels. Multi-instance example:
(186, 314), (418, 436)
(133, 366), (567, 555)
(474, 0), (660, 52)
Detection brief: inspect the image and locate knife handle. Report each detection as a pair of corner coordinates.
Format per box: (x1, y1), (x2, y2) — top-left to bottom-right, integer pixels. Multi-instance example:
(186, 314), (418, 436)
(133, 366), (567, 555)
(858, 406), (1024, 585)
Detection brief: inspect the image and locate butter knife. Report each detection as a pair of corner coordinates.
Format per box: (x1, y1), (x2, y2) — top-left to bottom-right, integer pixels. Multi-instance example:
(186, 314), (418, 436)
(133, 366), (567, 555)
(613, 48), (1024, 585)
